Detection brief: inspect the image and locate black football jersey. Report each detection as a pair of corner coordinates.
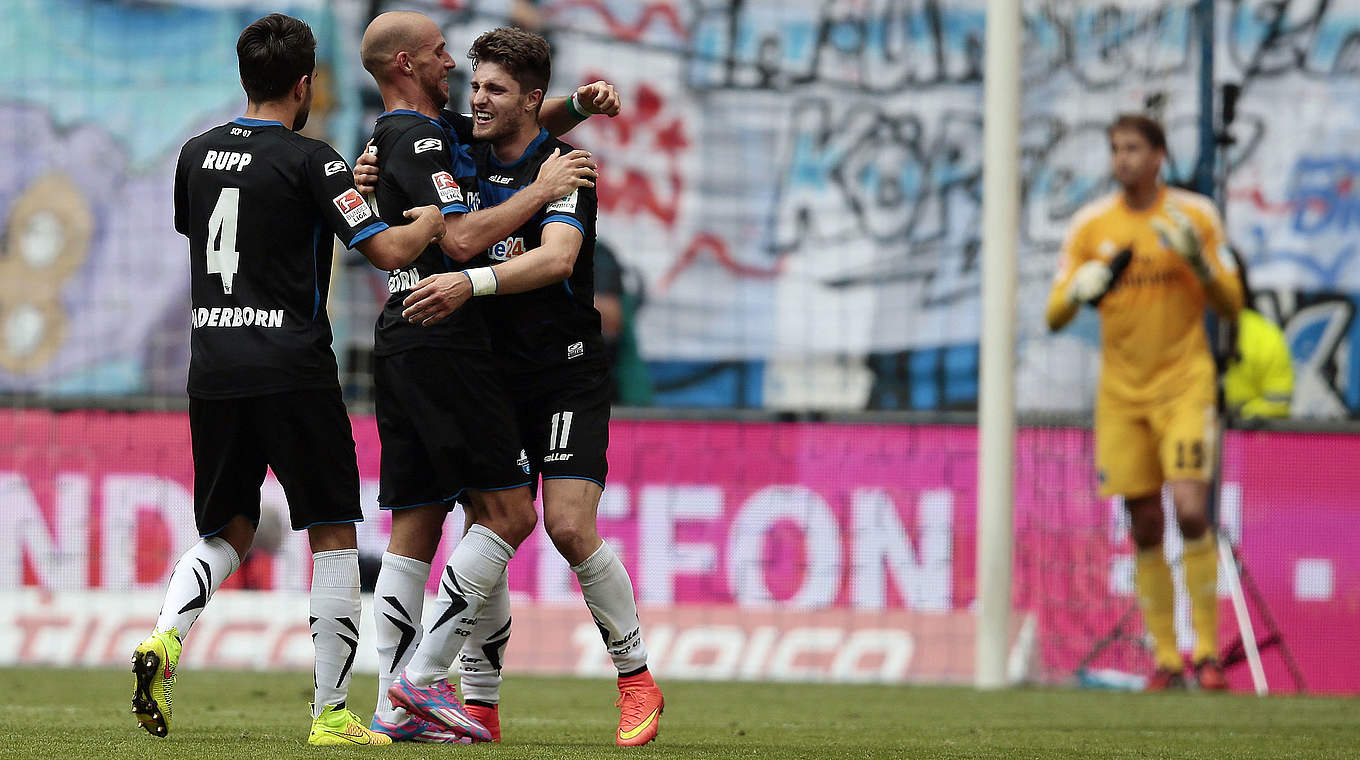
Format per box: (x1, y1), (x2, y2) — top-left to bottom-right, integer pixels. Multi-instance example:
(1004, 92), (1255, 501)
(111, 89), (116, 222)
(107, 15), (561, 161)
(175, 117), (389, 399)
(468, 130), (603, 374)
(367, 110), (489, 356)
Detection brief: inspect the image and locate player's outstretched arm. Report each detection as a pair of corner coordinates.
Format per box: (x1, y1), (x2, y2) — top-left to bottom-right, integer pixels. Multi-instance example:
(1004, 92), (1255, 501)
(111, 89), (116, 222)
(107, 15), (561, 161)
(440, 148), (596, 261)
(354, 205), (445, 271)
(400, 223), (583, 327)
(539, 81), (621, 137)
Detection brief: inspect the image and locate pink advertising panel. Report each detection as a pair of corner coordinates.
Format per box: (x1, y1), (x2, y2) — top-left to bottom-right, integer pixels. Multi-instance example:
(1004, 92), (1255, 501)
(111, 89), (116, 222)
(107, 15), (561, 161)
(1, 410), (1355, 692)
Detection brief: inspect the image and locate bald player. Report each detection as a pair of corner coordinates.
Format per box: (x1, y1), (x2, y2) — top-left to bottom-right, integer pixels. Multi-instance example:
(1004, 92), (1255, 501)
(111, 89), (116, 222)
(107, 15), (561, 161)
(1047, 114), (1243, 691)
(352, 11), (613, 743)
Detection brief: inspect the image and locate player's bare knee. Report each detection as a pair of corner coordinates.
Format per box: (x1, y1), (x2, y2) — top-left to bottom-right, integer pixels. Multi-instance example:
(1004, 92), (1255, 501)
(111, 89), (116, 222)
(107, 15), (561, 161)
(545, 518), (598, 563)
(471, 490), (537, 547)
(217, 515), (257, 559)
(387, 505), (446, 562)
(307, 521), (357, 552)
(1125, 494), (1164, 549)
(1176, 513), (1209, 541)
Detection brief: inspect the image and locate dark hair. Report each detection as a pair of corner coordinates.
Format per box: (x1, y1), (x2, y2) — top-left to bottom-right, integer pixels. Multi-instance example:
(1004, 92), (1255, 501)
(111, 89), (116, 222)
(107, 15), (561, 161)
(468, 27), (551, 98)
(1107, 114), (1167, 151)
(237, 13), (316, 103)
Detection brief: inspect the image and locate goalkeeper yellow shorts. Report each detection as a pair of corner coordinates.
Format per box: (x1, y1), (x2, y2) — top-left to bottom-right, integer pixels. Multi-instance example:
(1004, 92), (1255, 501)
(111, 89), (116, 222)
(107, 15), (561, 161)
(1095, 394), (1217, 499)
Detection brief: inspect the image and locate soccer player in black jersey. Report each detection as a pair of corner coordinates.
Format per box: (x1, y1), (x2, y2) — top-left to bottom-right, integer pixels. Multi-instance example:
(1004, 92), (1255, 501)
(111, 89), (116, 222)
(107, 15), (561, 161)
(353, 11), (613, 744)
(398, 27), (664, 747)
(130, 13), (445, 747)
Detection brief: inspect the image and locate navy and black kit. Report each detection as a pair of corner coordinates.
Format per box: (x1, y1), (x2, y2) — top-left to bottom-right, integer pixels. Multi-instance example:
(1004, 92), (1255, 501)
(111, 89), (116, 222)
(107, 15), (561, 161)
(174, 117), (383, 534)
(366, 110), (528, 508)
(468, 129), (610, 488)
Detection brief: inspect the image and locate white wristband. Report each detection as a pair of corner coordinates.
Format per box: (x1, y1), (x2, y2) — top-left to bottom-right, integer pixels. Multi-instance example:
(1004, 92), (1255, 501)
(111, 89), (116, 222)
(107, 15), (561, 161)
(464, 266), (498, 296)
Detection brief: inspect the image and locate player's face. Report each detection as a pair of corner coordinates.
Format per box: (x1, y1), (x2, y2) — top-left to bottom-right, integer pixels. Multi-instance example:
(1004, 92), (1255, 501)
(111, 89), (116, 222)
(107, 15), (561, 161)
(1108, 129), (1163, 190)
(411, 30), (455, 109)
(469, 62), (539, 142)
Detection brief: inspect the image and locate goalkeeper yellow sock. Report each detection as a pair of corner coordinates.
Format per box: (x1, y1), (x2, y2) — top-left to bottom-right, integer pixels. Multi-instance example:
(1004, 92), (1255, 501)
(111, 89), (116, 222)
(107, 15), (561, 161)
(1182, 534), (1220, 664)
(1135, 547), (1182, 671)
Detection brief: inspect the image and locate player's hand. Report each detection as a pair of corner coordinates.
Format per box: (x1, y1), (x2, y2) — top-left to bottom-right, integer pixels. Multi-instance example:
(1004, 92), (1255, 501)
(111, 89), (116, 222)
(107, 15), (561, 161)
(402, 272), (470, 326)
(1067, 261), (1113, 305)
(403, 205), (445, 243)
(1066, 249), (1133, 306)
(533, 148), (597, 203)
(354, 143), (379, 195)
(1151, 205), (1209, 279)
(575, 81), (621, 117)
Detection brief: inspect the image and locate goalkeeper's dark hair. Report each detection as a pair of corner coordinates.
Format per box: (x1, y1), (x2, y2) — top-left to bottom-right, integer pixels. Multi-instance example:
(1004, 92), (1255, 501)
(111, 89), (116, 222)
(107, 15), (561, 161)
(468, 27), (551, 104)
(1107, 114), (1167, 152)
(237, 13), (316, 103)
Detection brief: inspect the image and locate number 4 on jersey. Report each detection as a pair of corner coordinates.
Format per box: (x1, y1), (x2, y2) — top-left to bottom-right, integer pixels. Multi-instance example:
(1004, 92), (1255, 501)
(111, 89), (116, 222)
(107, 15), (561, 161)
(207, 188), (241, 294)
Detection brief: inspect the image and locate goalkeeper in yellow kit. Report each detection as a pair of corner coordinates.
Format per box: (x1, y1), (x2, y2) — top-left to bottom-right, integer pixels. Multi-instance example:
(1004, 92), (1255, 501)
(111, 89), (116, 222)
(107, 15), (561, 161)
(1046, 115), (1244, 691)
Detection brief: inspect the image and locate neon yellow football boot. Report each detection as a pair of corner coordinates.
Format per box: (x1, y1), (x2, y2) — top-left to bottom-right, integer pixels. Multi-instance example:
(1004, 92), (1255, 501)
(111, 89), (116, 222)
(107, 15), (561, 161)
(308, 704), (394, 746)
(131, 628), (182, 738)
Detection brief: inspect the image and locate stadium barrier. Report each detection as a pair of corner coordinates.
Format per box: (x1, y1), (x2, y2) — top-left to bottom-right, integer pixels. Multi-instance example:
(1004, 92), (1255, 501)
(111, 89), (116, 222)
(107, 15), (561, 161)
(1, 409), (1355, 692)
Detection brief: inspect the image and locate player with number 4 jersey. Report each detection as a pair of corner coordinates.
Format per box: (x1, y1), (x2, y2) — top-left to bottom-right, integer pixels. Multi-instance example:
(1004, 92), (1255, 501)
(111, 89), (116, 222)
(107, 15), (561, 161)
(136, 13), (442, 747)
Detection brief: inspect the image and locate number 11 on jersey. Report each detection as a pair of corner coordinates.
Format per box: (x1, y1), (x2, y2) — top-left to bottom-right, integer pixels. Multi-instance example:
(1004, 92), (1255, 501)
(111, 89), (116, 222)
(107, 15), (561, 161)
(207, 188), (241, 294)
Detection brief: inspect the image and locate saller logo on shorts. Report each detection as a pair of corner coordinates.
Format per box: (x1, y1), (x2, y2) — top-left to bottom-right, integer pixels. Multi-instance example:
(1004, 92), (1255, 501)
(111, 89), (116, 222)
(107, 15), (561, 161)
(431, 172), (462, 204)
(567, 341), (584, 360)
(332, 189), (373, 226)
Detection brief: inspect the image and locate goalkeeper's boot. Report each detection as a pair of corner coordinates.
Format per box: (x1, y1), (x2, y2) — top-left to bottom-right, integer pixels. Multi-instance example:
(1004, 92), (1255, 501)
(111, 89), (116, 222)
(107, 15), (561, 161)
(387, 672), (492, 742)
(616, 670), (664, 746)
(1194, 659), (1228, 691)
(307, 704), (392, 746)
(465, 702), (501, 742)
(370, 712), (470, 743)
(131, 628), (181, 738)
(1144, 666), (1186, 692)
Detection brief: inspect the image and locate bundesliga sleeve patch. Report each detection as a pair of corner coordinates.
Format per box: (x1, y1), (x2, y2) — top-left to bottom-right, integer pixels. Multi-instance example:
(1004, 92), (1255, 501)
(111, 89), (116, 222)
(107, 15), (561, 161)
(323, 159), (348, 176)
(332, 188), (373, 227)
(547, 189), (579, 214)
(413, 137), (442, 154)
(432, 172), (463, 204)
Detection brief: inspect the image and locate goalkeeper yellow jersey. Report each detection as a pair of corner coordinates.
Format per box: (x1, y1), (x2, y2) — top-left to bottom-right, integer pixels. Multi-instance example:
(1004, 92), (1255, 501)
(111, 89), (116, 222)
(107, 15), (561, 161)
(1045, 186), (1244, 407)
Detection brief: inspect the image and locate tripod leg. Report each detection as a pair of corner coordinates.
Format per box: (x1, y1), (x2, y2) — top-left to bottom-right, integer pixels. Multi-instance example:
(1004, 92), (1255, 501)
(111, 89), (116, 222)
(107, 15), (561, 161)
(1076, 601), (1143, 674)
(1235, 550), (1308, 693)
(1219, 531), (1268, 695)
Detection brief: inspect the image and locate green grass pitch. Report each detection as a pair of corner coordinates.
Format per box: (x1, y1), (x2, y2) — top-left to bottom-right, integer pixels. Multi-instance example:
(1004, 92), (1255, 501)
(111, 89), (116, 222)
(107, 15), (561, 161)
(1, 668), (1356, 759)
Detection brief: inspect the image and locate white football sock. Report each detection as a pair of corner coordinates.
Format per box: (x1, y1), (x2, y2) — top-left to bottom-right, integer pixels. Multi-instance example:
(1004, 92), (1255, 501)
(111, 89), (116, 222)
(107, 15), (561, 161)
(405, 524), (514, 686)
(458, 569), (511, 705)
(310, 549), (361, 718)
(373, 552), (430, 722)
(573, 541), (648, 674)
(155, 537), (240, 640)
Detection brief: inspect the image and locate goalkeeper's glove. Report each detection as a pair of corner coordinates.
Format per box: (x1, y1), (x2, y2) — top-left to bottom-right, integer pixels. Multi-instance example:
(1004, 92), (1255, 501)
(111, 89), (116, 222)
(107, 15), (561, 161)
(1067, 248), (1132, 306)
(1150, 205), (1210, 279)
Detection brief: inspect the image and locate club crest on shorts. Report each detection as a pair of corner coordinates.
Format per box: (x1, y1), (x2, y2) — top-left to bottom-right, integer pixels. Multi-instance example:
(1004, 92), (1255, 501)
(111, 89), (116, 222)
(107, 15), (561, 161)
(517, 449), (531, 475)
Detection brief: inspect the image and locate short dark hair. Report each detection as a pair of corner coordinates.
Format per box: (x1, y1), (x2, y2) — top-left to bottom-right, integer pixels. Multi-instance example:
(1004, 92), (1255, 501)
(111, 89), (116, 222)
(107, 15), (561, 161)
(468, 27), (551, 99)
(237, 13), (316, 103)
(1107, 114), (1167, 151)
